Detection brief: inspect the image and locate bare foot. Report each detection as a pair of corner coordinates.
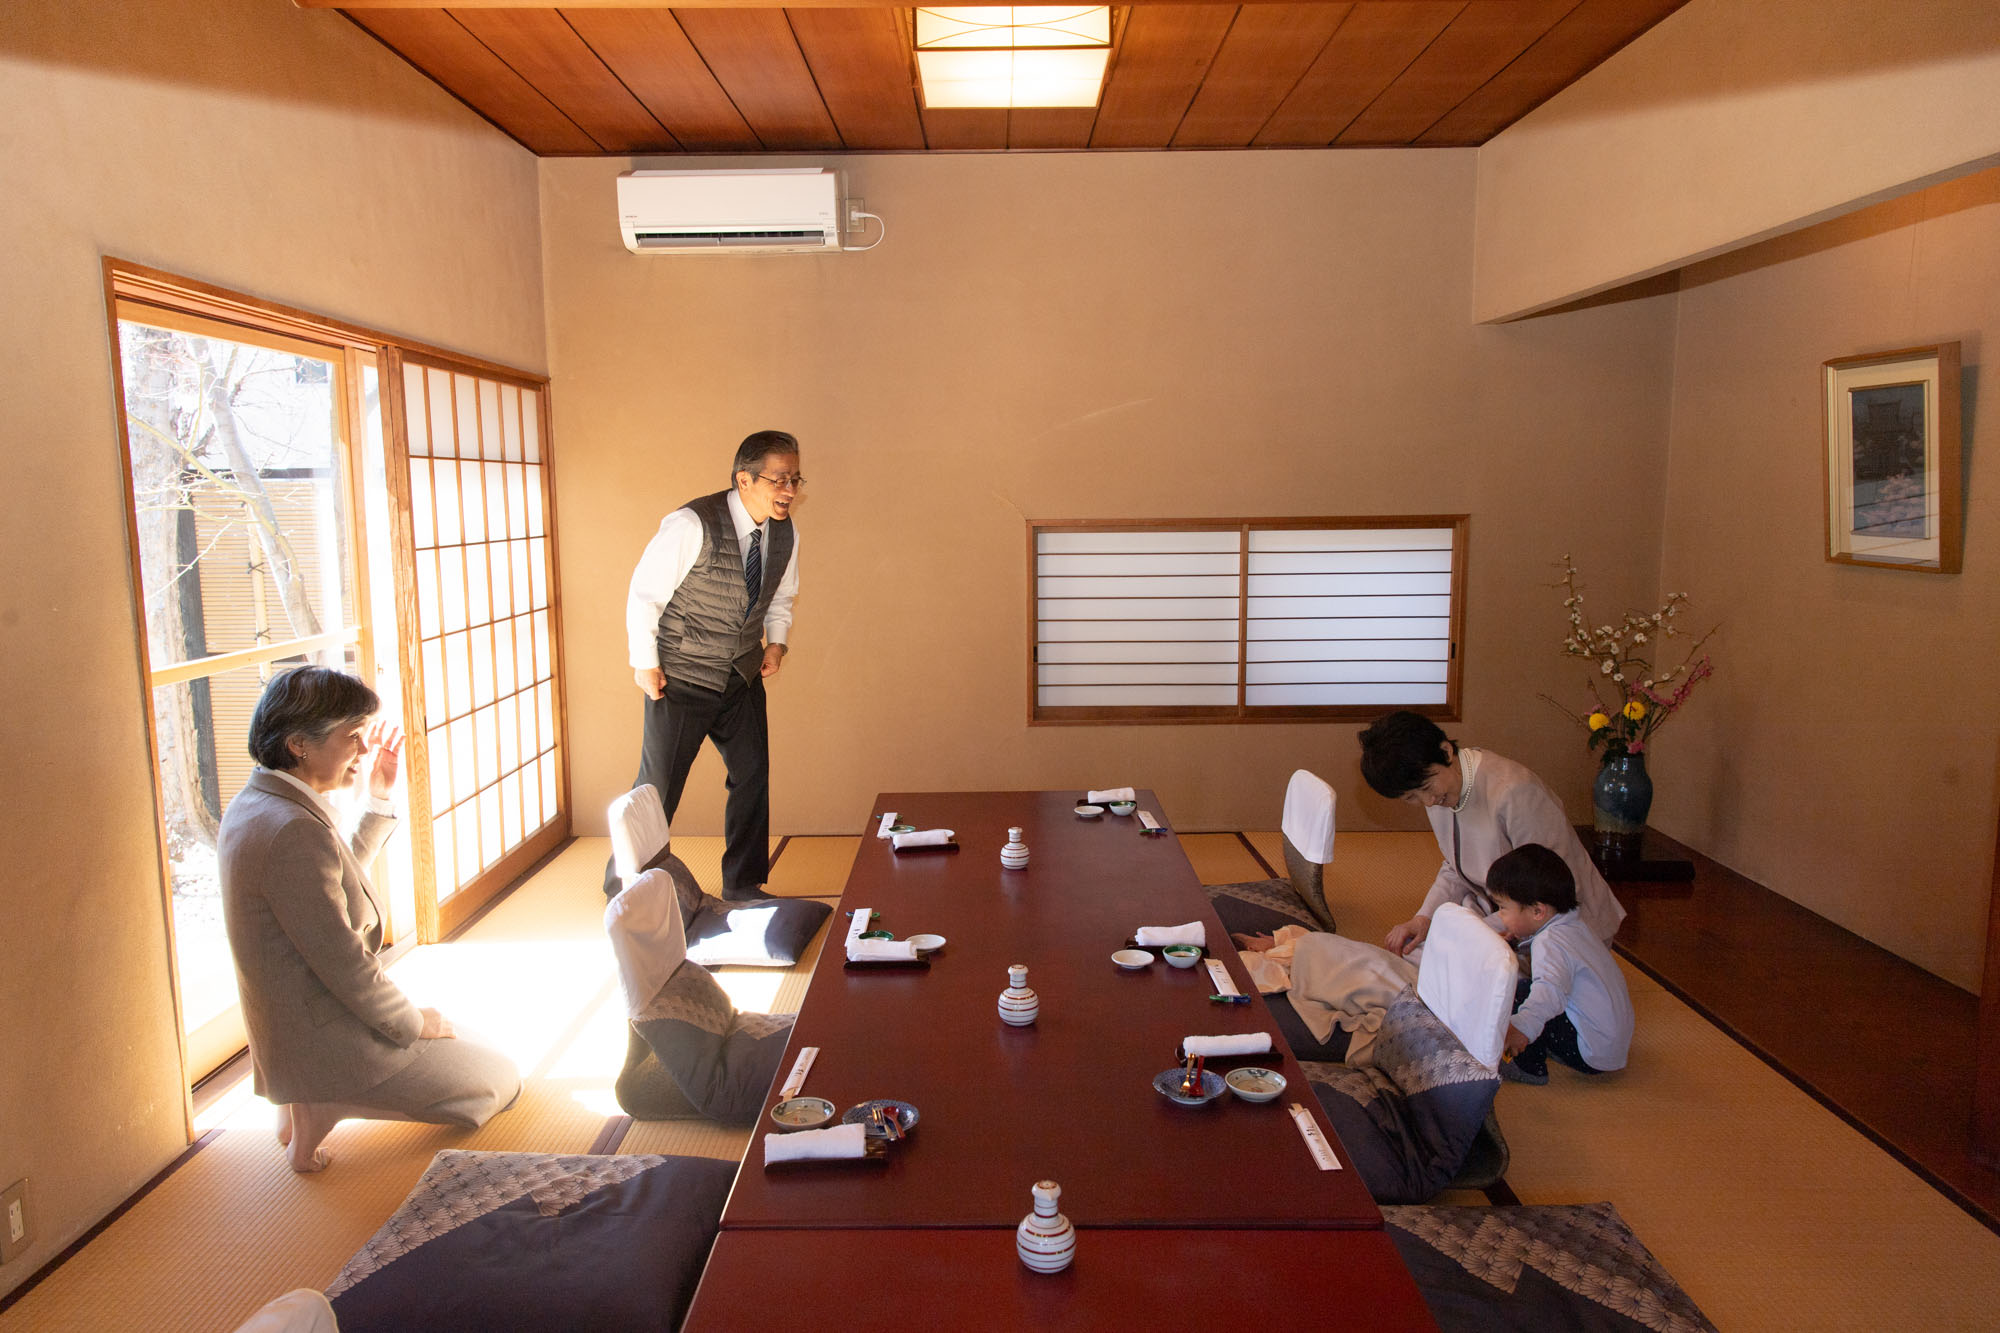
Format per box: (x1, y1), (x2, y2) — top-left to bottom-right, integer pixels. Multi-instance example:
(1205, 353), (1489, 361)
(285, 1102), (345, 1173)
(276, 1104), (292, 1148)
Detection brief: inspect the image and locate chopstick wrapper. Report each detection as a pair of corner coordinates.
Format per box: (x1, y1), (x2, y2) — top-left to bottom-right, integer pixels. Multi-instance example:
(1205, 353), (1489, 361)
(765, 1123), (869, 1165)
(1136, 922), (1207, 948)
(1183, 1033), (1273, 1058)
(845, 910), (872, 945)
(1088, 787), (1137, 804)
(848, 939), (920, 962)
(892, 828), (954, 850)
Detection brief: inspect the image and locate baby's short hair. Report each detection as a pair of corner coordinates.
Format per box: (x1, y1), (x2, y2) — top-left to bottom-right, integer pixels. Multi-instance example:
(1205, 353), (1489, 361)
(1487, 843), (1577, 914)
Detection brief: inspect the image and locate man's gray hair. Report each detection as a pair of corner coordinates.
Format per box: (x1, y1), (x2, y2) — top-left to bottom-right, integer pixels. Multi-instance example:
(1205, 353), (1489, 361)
(732, 430), (800, 482)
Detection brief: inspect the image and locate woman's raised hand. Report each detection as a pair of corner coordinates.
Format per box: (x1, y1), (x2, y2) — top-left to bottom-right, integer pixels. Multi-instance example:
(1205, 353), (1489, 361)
(365, 721), (405, 801)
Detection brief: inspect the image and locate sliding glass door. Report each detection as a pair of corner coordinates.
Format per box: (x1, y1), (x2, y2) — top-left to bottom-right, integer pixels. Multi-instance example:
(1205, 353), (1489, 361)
(108, 265), (567, 1092)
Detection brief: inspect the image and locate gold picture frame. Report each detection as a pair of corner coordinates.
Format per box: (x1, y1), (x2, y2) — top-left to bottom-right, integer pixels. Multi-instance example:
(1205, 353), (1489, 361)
(1822, 342), (1961, 573)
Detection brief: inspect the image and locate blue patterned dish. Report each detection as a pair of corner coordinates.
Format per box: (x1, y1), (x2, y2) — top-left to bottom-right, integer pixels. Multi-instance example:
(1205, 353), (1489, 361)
(1152, 1068), (1226, 1106)
(842, 1099), (920, 1139)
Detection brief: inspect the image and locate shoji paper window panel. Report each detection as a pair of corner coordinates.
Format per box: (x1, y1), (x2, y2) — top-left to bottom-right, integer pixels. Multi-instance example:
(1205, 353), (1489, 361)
(1032, 520), (1464, 722)
(405, 361), (559, 898)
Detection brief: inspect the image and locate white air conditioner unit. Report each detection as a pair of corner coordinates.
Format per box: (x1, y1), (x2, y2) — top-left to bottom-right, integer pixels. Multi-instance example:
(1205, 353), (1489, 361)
(618, 168), (841, 254)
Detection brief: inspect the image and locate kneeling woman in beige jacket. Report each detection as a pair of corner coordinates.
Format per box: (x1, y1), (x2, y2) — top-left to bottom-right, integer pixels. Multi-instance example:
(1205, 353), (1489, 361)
(220, 667), (519, 1172)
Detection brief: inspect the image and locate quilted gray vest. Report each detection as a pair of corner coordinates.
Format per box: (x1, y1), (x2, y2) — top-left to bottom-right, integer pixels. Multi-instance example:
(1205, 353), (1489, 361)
(655, 490), (793, 692)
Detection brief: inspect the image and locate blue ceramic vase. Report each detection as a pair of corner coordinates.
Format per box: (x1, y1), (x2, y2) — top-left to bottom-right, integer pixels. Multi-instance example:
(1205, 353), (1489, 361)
(1592, 751), (1654, 851)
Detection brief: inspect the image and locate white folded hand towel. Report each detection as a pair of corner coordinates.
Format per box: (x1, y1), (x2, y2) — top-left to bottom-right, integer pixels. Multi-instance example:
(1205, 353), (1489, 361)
(892, 828), (955, 850)
(1183, 1032), (1273, 1058)
(1135, 921), (1206, 948)
(765, 1122), (869, 1164)
(1088, 787), (1137, 804)
(848, 939), (920, 962)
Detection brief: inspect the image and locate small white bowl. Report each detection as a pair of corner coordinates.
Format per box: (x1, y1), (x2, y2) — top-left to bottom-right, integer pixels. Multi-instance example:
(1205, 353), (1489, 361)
(1111, 948), (1153, 969)
(1074, 804), (1104, 818)
(1107, 800), (1137, 816)
(907, 933), (946, 954)
(1162, 945), (1203, 969)
(1226, 1067), (1287, 1104)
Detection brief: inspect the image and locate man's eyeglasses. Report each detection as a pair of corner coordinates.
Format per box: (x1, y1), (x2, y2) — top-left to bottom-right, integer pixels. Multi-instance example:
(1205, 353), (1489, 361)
(752, 472), (805, 490)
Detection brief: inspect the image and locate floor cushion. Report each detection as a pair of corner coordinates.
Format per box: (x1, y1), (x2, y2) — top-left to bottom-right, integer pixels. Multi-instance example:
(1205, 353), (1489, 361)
(327, 1149), (735, 1333)
(633, 956), (795, 1124)
(655, 849), (831, 968)
(1382, 1201), (1718, 1332)
(1206, 878), (1321, 939)
(1302, 988), (1499, 1203)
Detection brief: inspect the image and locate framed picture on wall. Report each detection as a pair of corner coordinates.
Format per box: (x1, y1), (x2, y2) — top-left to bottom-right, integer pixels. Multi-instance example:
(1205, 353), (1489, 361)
(1822, 342), (1962, 573)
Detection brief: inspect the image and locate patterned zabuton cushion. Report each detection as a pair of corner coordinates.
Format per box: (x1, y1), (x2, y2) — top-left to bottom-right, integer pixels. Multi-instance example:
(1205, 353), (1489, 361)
(1381, 1201), (1719, 1332)
(634, 957), (795, 1124)
(1303, 988), (1499, 1203)
(327, 1149), (735, 1333)
(1205, 878), (1321, 938)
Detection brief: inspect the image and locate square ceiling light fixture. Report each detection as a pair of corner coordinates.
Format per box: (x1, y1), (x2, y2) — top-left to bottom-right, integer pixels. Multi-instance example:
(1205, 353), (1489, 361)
(914, 7), (1112, 109)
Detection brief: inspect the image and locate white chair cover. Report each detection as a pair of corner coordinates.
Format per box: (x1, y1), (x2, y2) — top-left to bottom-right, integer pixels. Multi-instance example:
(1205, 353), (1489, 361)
(608, 784), (671, 885)
(1280, 768), (1336, 865)
(604, 867), (688, 1021)
(230, 1290), (338, 1333)
(1416, 901), (1517, 1071)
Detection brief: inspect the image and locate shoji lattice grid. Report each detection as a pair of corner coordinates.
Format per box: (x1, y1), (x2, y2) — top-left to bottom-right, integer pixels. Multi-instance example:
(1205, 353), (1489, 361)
(404, 363), (558, 899)
(1034, 523), (1458, 716)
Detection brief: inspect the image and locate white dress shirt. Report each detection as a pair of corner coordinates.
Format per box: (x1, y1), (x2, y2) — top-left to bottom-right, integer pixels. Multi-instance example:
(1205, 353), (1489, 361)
(625, 488), (800, 671)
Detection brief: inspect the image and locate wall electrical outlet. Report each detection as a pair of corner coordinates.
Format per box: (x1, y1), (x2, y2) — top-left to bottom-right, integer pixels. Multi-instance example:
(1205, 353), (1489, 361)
(0, 1178), (27, 1264)
(845, 197), (866, 235)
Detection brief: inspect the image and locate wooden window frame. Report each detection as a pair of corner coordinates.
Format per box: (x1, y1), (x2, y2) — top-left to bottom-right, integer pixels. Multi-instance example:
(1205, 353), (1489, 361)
(104, 259), (569, 1014)
(1028, 515), (1468, 726)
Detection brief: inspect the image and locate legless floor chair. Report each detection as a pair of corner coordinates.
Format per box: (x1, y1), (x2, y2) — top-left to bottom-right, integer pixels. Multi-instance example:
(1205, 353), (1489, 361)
(1206, 768), (1339, 934)
(1301, 903), (1512, 1203)
(605, 866), (797, 1123)
(608, 784), (831, 968)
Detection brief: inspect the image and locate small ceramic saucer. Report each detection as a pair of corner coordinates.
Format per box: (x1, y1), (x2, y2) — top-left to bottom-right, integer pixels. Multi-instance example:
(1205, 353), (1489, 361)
(907, 933), (946, 954)
(1225, 1068), (1288, 1103)
(1074, 804), (1104, 818)
(770, 1096), (836, 1130)
(842, 1099), (920, 1139)
(1111, 948), (1153, 969)
(1152, 1068), (1226, 1106)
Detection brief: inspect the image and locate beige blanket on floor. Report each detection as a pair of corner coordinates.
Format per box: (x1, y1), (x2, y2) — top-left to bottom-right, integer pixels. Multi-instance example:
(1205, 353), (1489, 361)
(1244, 927), (1417, 1066)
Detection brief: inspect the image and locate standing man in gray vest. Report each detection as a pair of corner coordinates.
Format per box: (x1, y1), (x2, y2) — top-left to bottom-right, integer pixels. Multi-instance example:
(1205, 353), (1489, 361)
(611, 430), (801, 900)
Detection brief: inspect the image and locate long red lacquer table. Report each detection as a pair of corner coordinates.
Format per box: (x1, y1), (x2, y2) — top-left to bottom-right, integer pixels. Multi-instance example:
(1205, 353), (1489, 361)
(685, 1228), (1435, 1329)
(684, 792), (1434, 1328)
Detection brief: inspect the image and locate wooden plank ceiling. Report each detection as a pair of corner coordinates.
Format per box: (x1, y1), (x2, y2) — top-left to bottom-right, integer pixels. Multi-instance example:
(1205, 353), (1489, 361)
(328, 1), (1690, 155)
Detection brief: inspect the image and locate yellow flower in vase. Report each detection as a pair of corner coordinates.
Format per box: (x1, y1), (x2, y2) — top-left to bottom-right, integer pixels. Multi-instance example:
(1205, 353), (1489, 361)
(1587, 712), (1610, 731)
(1622, 699), (1647, 722)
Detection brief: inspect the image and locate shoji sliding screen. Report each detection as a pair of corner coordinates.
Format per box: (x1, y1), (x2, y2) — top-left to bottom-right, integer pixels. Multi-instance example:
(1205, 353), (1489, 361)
(392, 353), (567, 935)
(1030, 517), (1466, 724)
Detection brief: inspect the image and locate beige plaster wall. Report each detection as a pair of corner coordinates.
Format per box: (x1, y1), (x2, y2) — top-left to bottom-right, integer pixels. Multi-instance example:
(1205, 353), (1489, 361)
(543, 151), (1678, 850)
(1473, 0), (2000, 322)
(1651, 165), (2000, 992)
(0, 0), (541, 1294)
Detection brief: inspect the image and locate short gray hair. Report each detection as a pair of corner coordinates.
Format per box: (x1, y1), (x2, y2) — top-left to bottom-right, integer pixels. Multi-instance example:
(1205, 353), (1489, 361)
(732, 430), (799, 482)
(247, 667), (379, 770)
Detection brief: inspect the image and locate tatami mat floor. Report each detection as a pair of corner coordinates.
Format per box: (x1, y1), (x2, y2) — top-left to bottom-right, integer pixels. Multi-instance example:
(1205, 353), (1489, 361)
(6, 831), (1999, 1330)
